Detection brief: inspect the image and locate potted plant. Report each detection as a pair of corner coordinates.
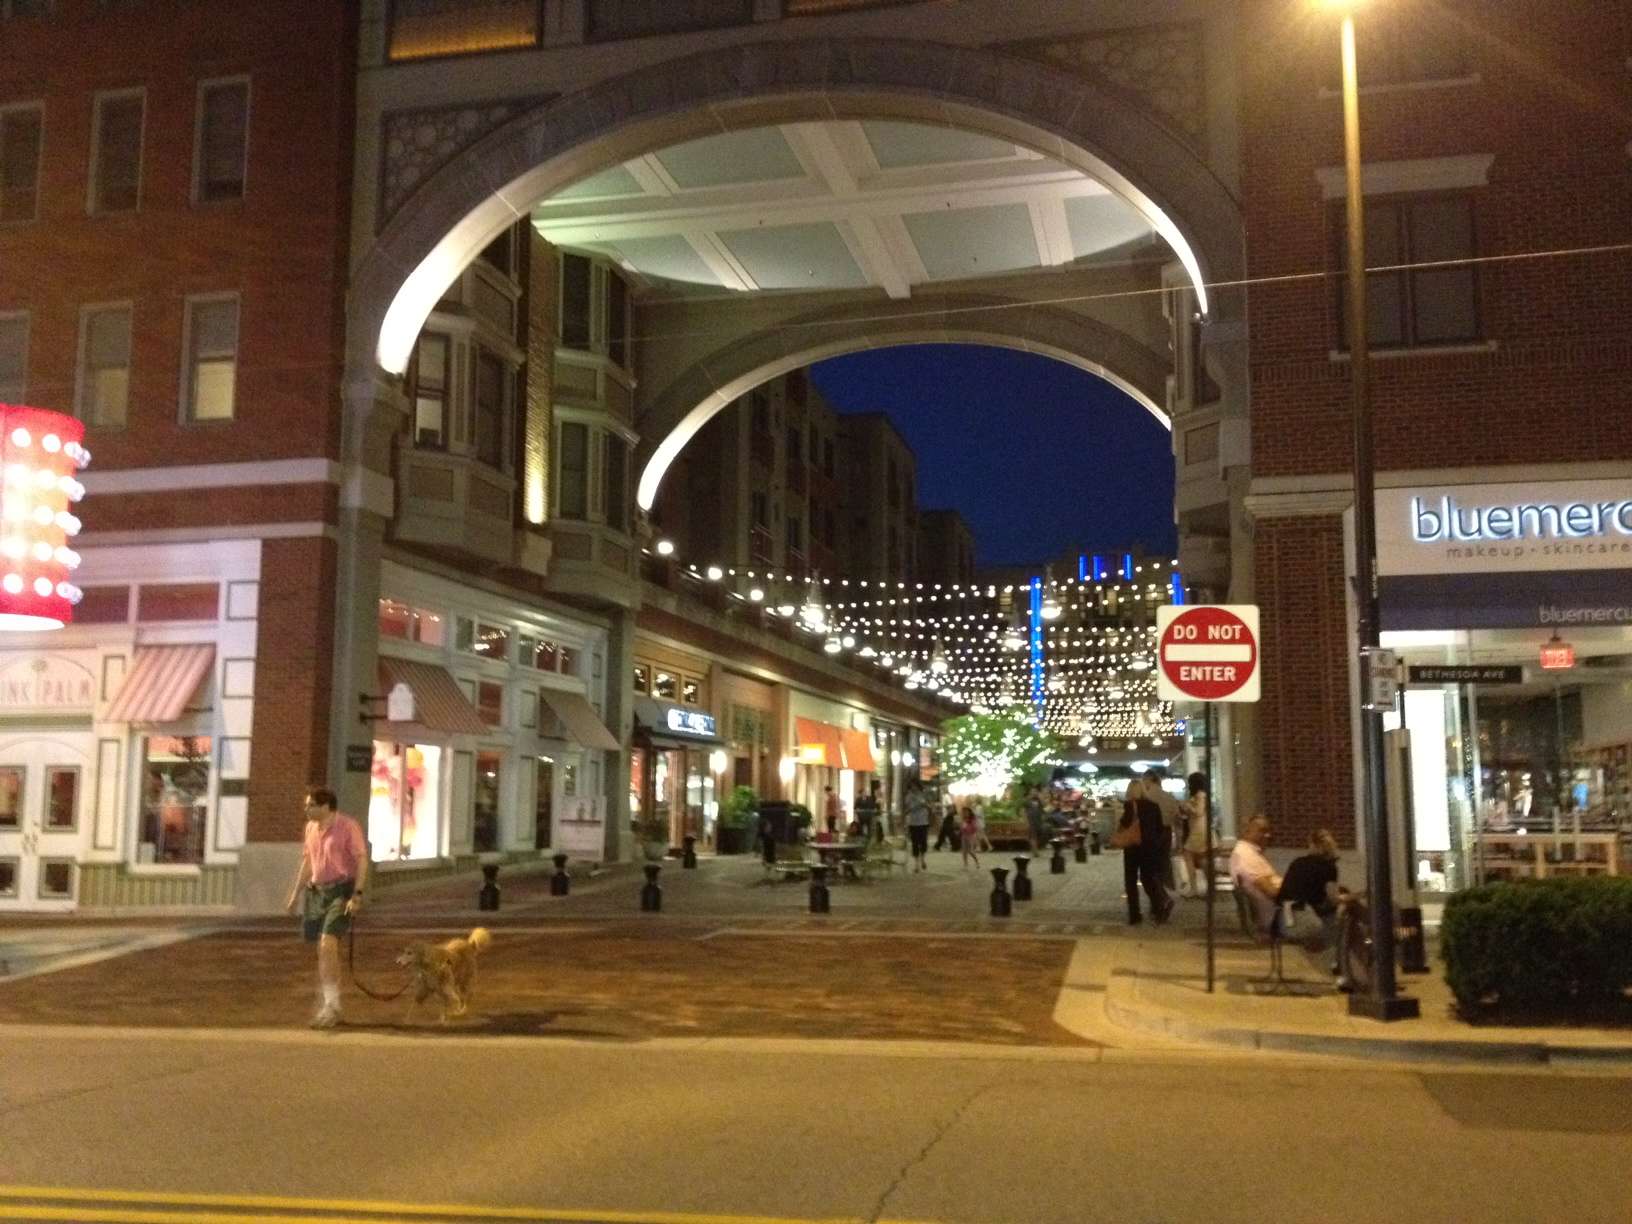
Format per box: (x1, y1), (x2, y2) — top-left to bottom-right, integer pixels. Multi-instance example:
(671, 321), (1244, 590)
(633, 810), (668, 862)
(716, 785), (757, 856)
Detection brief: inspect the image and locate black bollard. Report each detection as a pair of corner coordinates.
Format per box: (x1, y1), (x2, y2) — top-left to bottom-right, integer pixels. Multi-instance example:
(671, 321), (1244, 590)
(989, 867), (1012, 917)
(1011, 855), (1033, 902)
(639, 863), (663, 912)
(1089, 828), (1102, 856)
(808, 864), (831, 914)
(478, 862), (501, 911)
(550, 852), (570, 897)
(1050, 838), (1067, 875)
(682, 834), (698, 869)
(1397, 905), (1429, 973)
(1074, 834), (1088, 864)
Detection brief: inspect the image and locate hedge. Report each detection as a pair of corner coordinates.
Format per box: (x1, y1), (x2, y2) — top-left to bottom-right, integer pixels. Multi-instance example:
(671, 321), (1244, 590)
(1441, 876), (1632, 1015)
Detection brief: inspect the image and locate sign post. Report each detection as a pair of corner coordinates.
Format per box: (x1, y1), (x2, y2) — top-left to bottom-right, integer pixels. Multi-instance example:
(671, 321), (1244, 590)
(1157, 604), (1262, 993)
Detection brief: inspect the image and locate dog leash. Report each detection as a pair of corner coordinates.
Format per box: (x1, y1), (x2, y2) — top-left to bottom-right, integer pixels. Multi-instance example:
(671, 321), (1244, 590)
(345, 916), (413, 1003)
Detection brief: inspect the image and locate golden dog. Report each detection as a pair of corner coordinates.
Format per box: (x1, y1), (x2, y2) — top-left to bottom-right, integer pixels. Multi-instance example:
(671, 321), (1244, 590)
(395, 927), (491, 1023)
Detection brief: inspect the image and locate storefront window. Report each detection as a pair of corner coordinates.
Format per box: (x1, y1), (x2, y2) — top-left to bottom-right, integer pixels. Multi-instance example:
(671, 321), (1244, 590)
(473, 751), (502, 852)
(653, 670), (677, 700)
(559, 646), (578, 676)
(681, 677), (700, 705)
(535, 758), (554, 849)
(477, 681), (503, 727)
(45, 767), (77, 829)
(368, 741), (442, 861)
(633, 663), (649, 693)
(378, 599), (445, 645)
(138, 736), (210, 865)
(0, 767), (19, 828)
(472, 622), (510, 660)
(519, 635), (560, 671)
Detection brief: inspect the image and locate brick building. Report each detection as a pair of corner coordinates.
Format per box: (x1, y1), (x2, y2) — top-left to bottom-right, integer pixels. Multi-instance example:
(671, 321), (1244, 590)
(0, 0), (355, 909)
(1240, 0), (1632, 881)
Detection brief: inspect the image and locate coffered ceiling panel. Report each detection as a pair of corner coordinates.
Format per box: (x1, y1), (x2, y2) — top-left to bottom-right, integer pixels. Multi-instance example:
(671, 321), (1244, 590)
(717, 222), (869, 291)
(903, 203), (1040, 281)
(598, 235), (723, 287)
(654, 127), (807, 190)
(861, 120), (1026, 169)
(1064, 194), (1157, 258)
(554, 164), (644, 201)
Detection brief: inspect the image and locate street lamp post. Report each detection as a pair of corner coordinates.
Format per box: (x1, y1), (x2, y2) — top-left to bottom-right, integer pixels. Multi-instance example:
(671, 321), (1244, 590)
(1330, 0), (1419, 1021)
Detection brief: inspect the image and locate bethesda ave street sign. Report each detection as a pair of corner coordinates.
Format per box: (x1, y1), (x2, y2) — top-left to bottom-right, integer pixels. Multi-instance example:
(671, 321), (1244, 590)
(1156, 604), (1261, 703)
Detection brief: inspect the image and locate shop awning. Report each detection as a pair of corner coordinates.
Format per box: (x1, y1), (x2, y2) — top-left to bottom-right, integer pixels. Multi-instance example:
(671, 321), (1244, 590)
(794, 717), (845, 767)
(634, 697), (726, 748)
(539, 687), (620, 751)
(376, 656), (488, 736)
(104, 644), (215, 723)
(841, 729), (877, 772)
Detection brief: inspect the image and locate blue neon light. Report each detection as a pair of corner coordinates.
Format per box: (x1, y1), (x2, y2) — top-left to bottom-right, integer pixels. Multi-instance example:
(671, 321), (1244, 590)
(1092, 555), (1106, 581)
(1078, 554), (1087, 582)
(1029, 578), (1045, 714)
(1122, 553), (1134, 580)
(1170, 571), (1185, 606)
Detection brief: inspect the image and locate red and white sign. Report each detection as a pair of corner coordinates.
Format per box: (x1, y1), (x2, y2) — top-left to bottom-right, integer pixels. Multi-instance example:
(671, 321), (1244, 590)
(1156, 604), (1260, 703)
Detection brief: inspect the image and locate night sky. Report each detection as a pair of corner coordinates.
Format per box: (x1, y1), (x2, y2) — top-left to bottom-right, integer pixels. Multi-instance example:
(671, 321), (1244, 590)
(810, 345), (1176, 568)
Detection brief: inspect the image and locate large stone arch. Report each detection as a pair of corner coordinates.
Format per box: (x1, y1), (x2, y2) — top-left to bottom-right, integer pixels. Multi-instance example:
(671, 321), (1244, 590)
(632, 294), (1171, 510)
(347, 37), (1245, 382)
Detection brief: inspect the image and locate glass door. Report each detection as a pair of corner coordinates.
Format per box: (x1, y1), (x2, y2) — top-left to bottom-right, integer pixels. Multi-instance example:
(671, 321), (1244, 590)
(0, 739), (86, 912)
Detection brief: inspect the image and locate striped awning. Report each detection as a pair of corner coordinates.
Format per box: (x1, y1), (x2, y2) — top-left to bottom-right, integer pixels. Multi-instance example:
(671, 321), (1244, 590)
(794, 717), (845, 767)
(540, 688), (620, 751)
(376, 656), (488, 737)
(841, 729), (877, 772)
(103, 644), (216, 724)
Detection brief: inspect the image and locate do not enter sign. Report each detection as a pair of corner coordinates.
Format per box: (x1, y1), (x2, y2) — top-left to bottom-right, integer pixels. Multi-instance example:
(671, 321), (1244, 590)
(1156, 604), (1261, 703)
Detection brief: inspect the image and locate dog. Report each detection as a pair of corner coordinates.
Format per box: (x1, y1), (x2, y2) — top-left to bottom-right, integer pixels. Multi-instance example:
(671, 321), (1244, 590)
(395, 927), (492, 1024)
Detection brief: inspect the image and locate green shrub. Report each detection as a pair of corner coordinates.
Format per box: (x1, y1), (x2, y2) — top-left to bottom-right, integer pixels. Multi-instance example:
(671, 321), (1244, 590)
(1441, 877), (1632, 1015)
(719, 785), (757, 827)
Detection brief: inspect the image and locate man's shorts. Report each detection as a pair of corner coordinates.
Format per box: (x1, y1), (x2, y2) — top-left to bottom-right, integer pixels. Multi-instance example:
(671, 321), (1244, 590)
(301, 879), (356, 943)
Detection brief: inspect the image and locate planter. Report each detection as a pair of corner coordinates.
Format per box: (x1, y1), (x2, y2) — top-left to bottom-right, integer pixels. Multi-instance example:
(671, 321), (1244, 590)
(641, 840), (667, 863)
(716, 825), (749, 855)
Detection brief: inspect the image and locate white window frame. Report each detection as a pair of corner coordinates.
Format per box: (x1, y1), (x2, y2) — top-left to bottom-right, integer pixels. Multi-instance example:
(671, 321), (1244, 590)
(0, 101), (44, 226)
(0, 310), (28, 402)
(74, 301), (133, 428)
(87, 87), (145, 215)
(180, 292), (240, 424)
(191, 75), (250, 205)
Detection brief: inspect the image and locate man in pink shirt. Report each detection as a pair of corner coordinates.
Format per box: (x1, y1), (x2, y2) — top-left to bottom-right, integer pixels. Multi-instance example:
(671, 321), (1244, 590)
(284, 787), (370, 1029)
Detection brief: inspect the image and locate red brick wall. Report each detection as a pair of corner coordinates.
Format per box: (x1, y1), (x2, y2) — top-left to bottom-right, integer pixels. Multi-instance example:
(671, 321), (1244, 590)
(1253, 516), (1355, 849)
(1240, 0), (1632, 479)
(0, 0), (354, 470)
(246, 536), (338, 842)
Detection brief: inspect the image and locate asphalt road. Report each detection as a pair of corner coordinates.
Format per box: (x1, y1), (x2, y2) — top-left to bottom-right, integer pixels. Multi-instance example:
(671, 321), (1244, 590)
(3, 1029), (1630, 1224)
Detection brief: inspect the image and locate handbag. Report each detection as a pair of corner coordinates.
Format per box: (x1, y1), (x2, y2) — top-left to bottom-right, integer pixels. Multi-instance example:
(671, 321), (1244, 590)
(1109, 803), (1143, 849)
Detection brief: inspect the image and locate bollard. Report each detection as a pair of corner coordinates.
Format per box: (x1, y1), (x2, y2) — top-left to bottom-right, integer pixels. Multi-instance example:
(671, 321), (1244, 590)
(1089, 828), (1102, 856)
(1397, 905), (1429, 973)
(988, 867), (1013, 917)
(1050, 838), (1067, 875)
(639, 863), (663, 912)
(808, 864), (831, 914)
(478, 863), (501, 911)
(1011, 856), (1033, 902)
(550, 852), (570, 897)
(1074, 833), (1088, 864)
(682, 834), (698, 869)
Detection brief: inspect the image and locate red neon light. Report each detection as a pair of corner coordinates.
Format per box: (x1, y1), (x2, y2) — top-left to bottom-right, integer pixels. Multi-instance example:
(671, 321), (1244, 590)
(0, 405), (89, 631)
(1539, 637), (1575, 670)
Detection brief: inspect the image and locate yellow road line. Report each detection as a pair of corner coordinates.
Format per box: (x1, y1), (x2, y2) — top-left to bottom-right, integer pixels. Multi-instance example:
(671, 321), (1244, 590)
(0, 1187), (924, 1224)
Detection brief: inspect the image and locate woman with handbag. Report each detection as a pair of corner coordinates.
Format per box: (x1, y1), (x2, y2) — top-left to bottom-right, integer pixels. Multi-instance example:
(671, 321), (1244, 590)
(1113, 780), (1171, 925)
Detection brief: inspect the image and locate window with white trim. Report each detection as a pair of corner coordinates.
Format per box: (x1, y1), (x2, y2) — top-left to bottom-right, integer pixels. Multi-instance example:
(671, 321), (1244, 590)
(0, 313), (26, 402)
(473, 347), (508, 470)
(76, 305), (131, 427)
(0, 104), (43, 223)
(194, 78), (249, 203)
(183, 296), (239, 421)
(410, 332), (448, 448)
(557, 421), (589, 520)
(90, 89), (143, 214)
(603, 432), (628, 532)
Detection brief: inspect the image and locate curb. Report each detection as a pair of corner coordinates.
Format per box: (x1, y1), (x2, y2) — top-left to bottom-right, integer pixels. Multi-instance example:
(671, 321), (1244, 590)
(1103, 972), (1632, 1067)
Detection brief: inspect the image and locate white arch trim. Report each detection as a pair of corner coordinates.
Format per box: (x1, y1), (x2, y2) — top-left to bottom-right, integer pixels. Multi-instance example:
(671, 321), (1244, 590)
(634, 335), (1169, 512)
(375, 102), (1212, 379)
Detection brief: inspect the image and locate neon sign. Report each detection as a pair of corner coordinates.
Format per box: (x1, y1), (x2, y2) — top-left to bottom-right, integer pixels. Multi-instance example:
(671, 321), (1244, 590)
(665, 707), (716, 737)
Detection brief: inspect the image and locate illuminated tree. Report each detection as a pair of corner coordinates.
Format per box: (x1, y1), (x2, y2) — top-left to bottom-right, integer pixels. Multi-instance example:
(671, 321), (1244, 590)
(939, 711), (1060, 795)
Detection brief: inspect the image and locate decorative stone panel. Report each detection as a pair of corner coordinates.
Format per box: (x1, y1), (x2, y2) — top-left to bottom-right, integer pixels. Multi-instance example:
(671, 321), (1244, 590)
(379, 95), (557, 227)
(1000, 24), (1207, 151)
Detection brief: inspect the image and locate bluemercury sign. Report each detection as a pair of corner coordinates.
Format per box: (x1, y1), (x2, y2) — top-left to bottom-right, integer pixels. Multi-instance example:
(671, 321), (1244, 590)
(1377, 480), (1632, 575)
(664, 707), (716, 738)
(0, 654), (96, 712)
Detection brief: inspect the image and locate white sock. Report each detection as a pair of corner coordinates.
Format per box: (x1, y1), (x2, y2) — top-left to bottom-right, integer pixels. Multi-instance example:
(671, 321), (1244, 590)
(322, 984), (340, 1009)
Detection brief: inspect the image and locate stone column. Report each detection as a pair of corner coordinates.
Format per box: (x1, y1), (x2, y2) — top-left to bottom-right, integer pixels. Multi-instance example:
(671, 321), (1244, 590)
(601, 605), (637, 862)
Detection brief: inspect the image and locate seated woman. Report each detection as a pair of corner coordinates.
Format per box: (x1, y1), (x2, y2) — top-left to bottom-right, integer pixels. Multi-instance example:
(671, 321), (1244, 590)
(1276, 829), (1353, 987)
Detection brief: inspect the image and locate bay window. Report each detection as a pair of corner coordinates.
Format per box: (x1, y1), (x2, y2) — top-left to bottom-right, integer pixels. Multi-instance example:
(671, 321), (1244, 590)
(558, 421), (589, 519)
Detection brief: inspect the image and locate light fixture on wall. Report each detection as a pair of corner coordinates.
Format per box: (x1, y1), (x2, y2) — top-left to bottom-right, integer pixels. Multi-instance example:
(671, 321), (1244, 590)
(654, 538), (675, 557)
(0, 406), (88, 631)
(800, 579), (827, 630)
(1539, 633), (1575, 670)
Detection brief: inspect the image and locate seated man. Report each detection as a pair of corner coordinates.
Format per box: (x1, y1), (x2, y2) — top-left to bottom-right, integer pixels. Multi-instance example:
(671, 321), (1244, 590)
(1229, 815), (1282, 936)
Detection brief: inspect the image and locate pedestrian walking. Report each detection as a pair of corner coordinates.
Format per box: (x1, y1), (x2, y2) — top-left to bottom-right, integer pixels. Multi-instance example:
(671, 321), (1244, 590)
(933, 803), (957, 851)
(1116, 780), (1170, 926)
(904, 780), (932, 871)
(959, 803), (982, 869)
(1142, 769), (1181, 893)
(1024, 787), (1046, 851)
(1178, 771), (1213, 897)
(823, 786), (841, 836)
(284, 787), (370, 1029)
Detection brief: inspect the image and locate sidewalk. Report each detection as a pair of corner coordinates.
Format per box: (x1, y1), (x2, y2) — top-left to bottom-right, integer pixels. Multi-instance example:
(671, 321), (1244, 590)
(1080, 898), (1632, 1066)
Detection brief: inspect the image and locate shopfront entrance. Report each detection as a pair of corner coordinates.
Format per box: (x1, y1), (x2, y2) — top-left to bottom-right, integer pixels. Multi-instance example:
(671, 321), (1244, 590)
(0, 734), (89, 911)
(632, 698), (725, 849)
